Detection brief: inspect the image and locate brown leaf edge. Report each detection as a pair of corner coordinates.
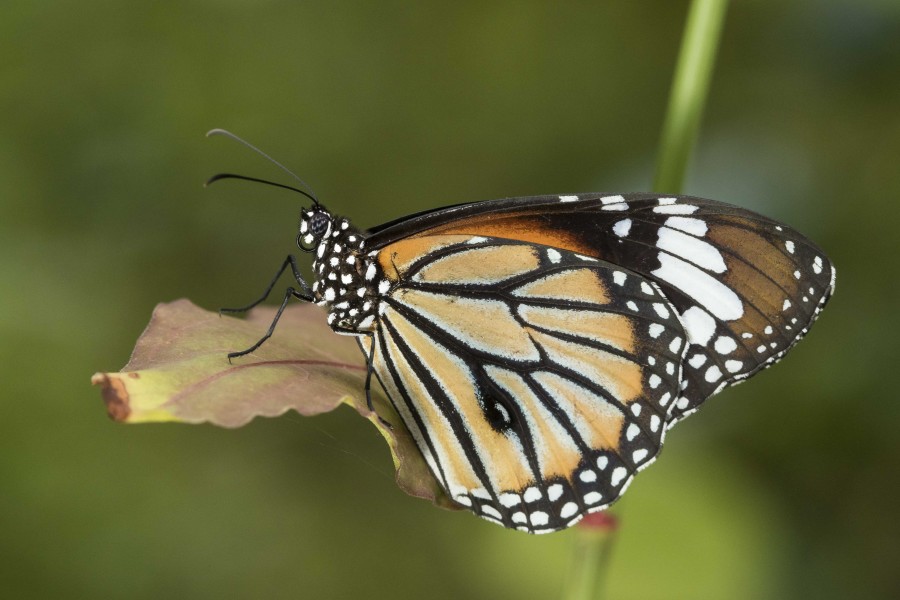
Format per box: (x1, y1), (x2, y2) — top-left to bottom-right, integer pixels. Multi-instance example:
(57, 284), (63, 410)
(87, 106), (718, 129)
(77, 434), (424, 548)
(92, 299), (458, 511)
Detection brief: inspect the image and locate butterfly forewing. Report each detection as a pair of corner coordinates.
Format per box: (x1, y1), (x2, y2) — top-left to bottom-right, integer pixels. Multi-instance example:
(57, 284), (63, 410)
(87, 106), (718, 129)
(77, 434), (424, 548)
(367, 235), (686, 532)
(367, 193), (836, 426)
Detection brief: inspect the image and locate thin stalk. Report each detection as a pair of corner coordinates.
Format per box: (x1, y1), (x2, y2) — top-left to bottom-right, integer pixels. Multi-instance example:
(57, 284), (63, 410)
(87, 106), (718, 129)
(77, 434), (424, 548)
(563, 1), (728, 598)
(563, 514), (618, 600)
(653, 0), (730, 194)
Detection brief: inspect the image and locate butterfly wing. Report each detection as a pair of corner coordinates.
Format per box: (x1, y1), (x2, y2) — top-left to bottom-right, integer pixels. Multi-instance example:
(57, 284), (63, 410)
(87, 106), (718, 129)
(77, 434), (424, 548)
(367, 193), (836, 425)
(363, 234), (686, 532)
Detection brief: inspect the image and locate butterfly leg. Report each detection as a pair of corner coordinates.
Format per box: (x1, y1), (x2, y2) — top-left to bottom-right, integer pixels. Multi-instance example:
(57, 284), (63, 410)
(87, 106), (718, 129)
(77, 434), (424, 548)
(226, 285), (309, 362)
(220, 254), (313, 315)
(363, 335), (392, 430)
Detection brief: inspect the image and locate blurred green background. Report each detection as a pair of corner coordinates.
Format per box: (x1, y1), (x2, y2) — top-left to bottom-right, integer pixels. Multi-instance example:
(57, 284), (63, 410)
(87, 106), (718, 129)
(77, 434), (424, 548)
(2, 1), (898, 598)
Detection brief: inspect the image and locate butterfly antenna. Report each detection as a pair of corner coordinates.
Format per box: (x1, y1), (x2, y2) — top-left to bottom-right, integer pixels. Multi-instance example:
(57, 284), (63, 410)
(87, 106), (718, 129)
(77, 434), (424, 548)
(204, 173), (318, 205)
(206, 128), (321, 206)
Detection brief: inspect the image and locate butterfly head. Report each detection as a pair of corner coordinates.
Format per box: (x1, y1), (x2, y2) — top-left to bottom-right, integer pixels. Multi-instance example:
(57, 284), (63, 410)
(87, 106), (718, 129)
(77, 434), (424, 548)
(297, 206), (335, 251)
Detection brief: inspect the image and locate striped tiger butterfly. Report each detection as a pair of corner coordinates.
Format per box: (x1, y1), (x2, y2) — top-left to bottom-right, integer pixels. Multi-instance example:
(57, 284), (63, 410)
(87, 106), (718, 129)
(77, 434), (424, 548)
(209, 130), (835, 534)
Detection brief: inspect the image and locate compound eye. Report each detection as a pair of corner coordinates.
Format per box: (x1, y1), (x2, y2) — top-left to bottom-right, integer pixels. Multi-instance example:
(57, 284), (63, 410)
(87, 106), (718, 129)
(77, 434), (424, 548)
(310, 212), (330, 237)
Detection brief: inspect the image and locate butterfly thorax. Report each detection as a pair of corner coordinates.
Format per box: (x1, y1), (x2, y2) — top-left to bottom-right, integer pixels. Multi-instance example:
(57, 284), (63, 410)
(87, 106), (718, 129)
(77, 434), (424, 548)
(308, 214), (387, 333)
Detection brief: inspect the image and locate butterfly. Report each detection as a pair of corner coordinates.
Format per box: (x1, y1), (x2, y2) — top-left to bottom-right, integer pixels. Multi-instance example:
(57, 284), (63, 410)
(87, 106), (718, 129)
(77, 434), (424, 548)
(209, 138), (835, 534)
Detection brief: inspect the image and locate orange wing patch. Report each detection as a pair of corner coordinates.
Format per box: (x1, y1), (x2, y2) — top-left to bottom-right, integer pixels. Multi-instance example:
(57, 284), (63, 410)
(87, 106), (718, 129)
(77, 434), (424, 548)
(383, 308), (535, 493)
(419, 214), (594, 257)
(527, 329), (643, 405)
(375, 329), (483, 495)
(517, 305), (636, 354)
(484, 365), (584, 481)
(512, 268), (611, 304)
(530, 371), (626, 451)
(393, 288), (540, 361)
(378, 235), (475, 280)
(413, 244), (540, 285)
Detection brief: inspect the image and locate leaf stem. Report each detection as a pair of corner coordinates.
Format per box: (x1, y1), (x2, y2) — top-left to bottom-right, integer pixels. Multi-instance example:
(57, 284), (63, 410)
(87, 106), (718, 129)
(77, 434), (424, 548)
(653, 0), (730, 194)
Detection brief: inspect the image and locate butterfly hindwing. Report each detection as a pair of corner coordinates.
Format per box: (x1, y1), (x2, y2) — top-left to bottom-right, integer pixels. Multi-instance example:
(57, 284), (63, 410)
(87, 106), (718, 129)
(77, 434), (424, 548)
(366, 235), (686, 532)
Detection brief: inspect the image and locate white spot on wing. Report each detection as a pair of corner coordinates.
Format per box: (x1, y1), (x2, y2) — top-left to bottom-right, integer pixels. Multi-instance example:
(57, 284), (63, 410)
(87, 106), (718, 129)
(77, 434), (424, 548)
(547, 484), (564, 501)
(625, 423), (640, 442)
(530, 511), (549, 526)
(714, 336), (737, 354)
(681, 306), (717, 345)
(725, 360), (743, 373)
(584, 492), (603, 504)
(665, 216), (708, 236)
(579, 470), (597, 483)
(813, 256), (823, 274)
(499, 493), (521, 508)
(523, 487), (542, 503)
(653, 204), (698, 215)
(669, 336), (682, 353)
(652, 254), (744, 320)
(559, 195), (579, 202)
(613, 219), (632, 237)
(657, 227), (726, 273)
(688, 353), (707, 368)
(600, 195), (625, 205)
(653, 303), (670, 319)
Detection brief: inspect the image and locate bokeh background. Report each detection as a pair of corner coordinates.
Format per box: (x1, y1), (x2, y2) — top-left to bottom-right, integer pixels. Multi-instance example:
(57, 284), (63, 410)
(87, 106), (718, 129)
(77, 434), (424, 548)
(2, 1), (899, 598)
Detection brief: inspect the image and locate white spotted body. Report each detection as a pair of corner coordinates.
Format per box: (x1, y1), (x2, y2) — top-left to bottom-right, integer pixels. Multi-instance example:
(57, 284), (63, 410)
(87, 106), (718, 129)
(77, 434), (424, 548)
(301, 209), (387, 333)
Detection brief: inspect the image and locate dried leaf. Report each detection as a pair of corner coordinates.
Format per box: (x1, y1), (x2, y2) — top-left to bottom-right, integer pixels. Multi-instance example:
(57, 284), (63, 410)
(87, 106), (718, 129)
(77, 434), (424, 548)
(92, 299), (455, 509)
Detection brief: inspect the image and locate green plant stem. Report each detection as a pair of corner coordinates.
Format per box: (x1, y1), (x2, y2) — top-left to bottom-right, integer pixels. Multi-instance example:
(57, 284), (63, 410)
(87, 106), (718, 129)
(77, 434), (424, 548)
(564, 523), (617, 600)
(653, 0), (730, 194)
(563, 2), (728, 598)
